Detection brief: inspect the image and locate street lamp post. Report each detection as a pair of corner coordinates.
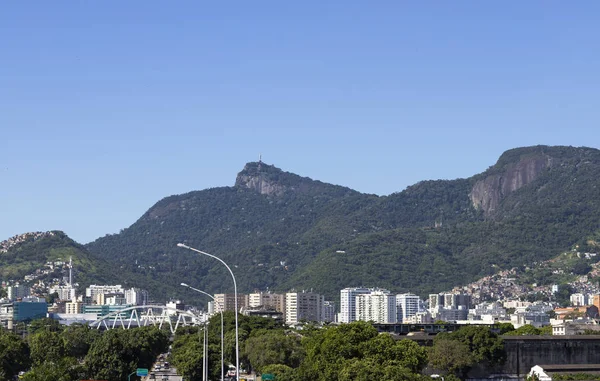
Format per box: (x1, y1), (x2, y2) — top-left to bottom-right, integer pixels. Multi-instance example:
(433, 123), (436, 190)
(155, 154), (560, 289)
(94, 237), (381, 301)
(181, 282), (224, 381)
(177, 243), (240, 381)
(203, 322), (208, 381)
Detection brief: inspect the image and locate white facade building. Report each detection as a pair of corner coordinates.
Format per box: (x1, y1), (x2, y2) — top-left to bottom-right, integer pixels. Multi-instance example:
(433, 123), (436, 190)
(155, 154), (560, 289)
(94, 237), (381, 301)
(469, 302), (507, 320)
(86, 285), (124, 302)
(166, 300), (185, 316)
(7, 285), (30, 301)
(436, 307), (469, 322)
(510, 303), (552, 328)
(248, 292), (285, 311)
(49, 285), (76, 302)
(397, 293), (421, 323)
(339, 287), (376, 323)
(124, 288), (148, 306)
(104, 293), (127, 306)
(570, 293), (588, 307)
(404, 311), (434, 324)
(356, 290), (397, 324)
(285, 291), (321, 325)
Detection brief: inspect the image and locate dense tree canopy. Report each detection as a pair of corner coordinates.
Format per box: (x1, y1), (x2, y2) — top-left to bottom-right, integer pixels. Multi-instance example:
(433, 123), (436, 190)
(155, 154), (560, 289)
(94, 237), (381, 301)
(0, 329), (30, 380)
(430, 326), (505, 377)
(297, 321), (429, 381)
(85, 326), (169, 381)
(243, 330), (304, 372)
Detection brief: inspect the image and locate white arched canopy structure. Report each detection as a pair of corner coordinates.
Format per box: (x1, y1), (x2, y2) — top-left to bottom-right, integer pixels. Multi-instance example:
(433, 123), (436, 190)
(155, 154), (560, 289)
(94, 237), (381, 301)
(89, 305), (207, 334)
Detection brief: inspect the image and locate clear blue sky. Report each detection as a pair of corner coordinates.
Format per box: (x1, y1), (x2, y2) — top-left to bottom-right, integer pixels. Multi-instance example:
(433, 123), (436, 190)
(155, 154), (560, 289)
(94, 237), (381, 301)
(1, 2), (599, 244)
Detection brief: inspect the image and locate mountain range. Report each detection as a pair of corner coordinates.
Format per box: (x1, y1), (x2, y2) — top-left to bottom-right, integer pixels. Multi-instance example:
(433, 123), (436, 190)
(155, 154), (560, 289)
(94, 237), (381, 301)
(3, 145), (600, 304)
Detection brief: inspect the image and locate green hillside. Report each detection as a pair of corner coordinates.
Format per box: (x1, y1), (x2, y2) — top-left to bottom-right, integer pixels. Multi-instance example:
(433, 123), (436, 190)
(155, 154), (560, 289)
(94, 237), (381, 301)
(0, 231), (114, 289)
(83, 145), (600, 302)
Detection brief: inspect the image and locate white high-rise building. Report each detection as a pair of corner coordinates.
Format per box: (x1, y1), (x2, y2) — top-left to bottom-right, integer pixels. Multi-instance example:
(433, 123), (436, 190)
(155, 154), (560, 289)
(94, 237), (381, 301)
(285, 291), (321, 325)
(103, 293), (127, 306)
(49, 285), (76, 302)
(570, 293), (588, 307)
(355, 290), (397, 324)
(429, 292), (471, 314)
(339, 287), (373, 323)
(124, 288), (148, 306)
(166, 300), (185, 316)
(397, 293), (421, 323)
(7, 285), (30, 301)
(86, 285), (124, 302)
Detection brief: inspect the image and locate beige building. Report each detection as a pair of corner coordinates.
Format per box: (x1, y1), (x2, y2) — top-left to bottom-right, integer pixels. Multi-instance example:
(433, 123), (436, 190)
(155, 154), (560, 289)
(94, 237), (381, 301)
(248, 292), (286, 316)
(65, 301), (83, 315)
(214, 294), (248, 312)
(285, 291), (322, 325)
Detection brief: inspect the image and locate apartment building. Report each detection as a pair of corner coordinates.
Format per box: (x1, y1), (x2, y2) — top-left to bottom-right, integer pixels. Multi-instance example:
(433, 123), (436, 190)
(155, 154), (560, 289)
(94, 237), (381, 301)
(214, 294), (249, 312)
(65, 301), (83, 314)
(86, 285), (125, 302)
(321, 301), (336, 323)
(356, 290), (397, 324)
(285, 291), (321, 325)
(249, 291), (286, 311)
(339, 287), (374, 323)
(7, 284), (30, 301)
(396, 293), (421, 323)
(124, 288), (149, 306)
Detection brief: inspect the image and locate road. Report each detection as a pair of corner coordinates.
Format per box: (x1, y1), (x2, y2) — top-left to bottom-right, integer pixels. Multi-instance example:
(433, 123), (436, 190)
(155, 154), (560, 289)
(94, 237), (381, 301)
(142, 367), (183, 381)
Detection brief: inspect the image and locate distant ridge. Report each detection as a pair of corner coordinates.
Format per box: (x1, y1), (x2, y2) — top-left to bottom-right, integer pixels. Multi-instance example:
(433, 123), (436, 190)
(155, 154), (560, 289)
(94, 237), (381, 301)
(0, 231), (57, 253)
(71, 145), (600, 302)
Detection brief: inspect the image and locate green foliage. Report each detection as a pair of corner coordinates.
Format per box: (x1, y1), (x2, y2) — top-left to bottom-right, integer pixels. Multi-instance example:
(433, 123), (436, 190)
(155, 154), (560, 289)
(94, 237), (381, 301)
(554, 284), (575, 307)
(428, 338), (473, 375)
(84, 326), (169, 381)
(445, 326), (505, 365)
(360, 334), (428, 373)
(261, 364), (298, 381)
(61, 323), (100, 360)
(504, 324), (551, 336)
(297, 321), (428, 381)
(494, 323), (515, 335)
(21, 357), (85, 381)
(572, 259), (592, 275)
(171, 313), (284, 381)
(28, 317), (63, 334)
(553, 374), (600, 381)
(29, 330), (67, 366)
(0, 328), (30, 380)
(170, 327), (205, 381)
(430, 326), (505, 376)
(243, 330), (304, 372)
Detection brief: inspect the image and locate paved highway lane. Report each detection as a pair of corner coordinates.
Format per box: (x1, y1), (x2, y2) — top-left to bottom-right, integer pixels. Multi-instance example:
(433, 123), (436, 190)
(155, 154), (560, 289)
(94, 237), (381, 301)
(143, 366), (183, 381)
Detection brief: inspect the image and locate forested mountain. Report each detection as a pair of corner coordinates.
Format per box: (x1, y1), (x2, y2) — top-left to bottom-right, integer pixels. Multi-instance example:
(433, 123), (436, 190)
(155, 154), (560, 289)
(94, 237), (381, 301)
(79, 145), (600, 303)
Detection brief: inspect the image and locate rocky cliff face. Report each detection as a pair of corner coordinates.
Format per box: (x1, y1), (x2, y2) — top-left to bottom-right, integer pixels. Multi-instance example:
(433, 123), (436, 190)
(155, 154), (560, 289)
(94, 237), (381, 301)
(235, 171), (288, 197)
(235, 162), (289, 196)
(234, 161), (357, 198)
(470, 154), (553, 215)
